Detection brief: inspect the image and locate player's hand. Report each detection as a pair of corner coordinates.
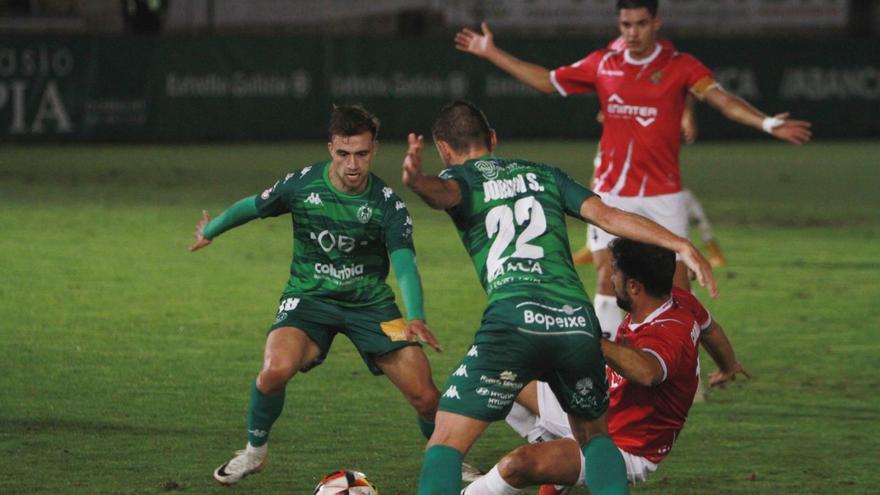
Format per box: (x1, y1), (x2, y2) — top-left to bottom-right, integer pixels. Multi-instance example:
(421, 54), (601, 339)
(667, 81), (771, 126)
(709, 362), (752, 387)
(190, 210), (212, 252)
(402, 133), (425, 188)
(454, 22), (496, 58)
(678, 241), (719, 298)
(770, 112), (812, 145)
(404, 319), (443, 353)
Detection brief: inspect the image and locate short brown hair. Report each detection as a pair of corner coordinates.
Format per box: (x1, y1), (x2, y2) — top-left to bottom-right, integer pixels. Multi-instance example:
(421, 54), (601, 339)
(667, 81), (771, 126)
(431, 100), (492, 152)
(328, 104), (380, 141)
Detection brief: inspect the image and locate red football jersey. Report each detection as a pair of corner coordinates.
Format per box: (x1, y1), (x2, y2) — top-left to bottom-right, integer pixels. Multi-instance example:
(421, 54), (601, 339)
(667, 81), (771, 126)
(606, 288), (711, 463)
(551, 43), (716, 196)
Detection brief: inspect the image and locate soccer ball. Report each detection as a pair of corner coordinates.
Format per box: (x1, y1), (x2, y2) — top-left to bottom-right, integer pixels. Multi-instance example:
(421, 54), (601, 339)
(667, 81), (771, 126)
(314, 469), (379, 495)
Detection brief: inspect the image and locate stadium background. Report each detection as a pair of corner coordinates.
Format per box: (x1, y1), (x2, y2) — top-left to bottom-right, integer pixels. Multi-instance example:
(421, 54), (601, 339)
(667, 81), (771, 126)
(2, 1), (878, 494)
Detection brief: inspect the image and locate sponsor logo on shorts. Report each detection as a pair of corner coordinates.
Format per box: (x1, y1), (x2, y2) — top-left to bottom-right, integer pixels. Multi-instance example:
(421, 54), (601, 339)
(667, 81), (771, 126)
(475, 387), (490, 396)
(480, 374), (522, 390)
(523, 310), (588, 331)
(442, 385), (461, 400)
(274, 312), (287, 324)
(499, 371), (517, 381)
(277, 297), (300, 313)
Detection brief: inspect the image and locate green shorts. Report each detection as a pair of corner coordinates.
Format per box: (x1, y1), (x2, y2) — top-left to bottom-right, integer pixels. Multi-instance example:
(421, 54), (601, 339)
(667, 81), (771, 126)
(438, 296), (608, 422)
(270, 295), (419, 375)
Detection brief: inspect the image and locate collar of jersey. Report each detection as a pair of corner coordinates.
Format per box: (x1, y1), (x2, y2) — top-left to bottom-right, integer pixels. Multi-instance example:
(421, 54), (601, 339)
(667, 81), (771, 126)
(464, 154), (496, 164)
(624, 43), (661, 66)
(628, 296), (674, 331)
(322, 161), (372, 198)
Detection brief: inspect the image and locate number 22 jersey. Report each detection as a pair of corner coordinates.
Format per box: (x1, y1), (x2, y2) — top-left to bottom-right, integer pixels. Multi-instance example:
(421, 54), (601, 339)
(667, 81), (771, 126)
(439, 157), (597, 306)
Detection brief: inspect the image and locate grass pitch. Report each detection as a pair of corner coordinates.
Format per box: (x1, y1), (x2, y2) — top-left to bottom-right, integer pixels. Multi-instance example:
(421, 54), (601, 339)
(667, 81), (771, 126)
(1, 140), (878, 494)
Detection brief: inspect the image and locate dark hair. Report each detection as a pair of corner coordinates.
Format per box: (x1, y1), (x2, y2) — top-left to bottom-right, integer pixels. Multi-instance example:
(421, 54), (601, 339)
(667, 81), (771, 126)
(609, 238), (675, 298)
(328, 104), (380, 141)
(617, 0), (658, 17)
(431, 100), (492, 152)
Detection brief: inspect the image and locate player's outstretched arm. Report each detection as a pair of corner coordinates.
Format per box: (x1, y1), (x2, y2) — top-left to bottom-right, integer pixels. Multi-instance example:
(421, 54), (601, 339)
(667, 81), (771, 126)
(704, 87), (812, 144)
(600, 339), (665, 386)
(189, 195), (260, 252)
(389, 248), (443, 353)
(581, 196), (719, 297)
(701, 321), (752, 387)
(454, 22), (555, 94)
(402, 133), (462, 210)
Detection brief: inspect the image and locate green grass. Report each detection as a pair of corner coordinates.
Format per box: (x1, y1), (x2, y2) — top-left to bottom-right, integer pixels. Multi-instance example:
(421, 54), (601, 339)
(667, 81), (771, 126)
(1, 140), (878, 494)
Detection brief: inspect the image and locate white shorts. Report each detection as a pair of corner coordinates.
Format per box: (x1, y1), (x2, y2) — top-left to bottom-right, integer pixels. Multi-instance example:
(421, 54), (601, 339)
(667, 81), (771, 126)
(506, 382), (658, 484)
(587, 191), (689, 253)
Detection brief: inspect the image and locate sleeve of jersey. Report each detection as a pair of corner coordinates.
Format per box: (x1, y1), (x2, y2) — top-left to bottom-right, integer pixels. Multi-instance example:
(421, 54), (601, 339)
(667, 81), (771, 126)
(549, 51), (601, 97)
(203, 195), (260, 240)
(382, 193), (415, 254)
(673, 287), (713, 331)
(682, 54), (718, 101)
(389, 248), (425, 321)
(438, 166), (472, 224)
(637, 329), (684, 383)
(254, 174), (297, 218)
(552, 166), (597, 217)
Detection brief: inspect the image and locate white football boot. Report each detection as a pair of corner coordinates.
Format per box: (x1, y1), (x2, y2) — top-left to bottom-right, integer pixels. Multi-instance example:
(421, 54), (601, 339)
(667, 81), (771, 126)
(213, 443), (268, 485)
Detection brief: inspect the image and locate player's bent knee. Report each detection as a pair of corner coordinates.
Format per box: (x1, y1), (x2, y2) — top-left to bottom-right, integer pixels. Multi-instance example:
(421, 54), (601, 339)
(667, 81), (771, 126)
(408, 388), (440, 416)
(257, 362), (296, 393)
(496, 447), (535, 487)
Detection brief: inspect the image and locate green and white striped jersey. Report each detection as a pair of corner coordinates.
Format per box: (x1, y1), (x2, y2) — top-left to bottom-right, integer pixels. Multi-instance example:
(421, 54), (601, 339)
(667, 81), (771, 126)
(255, 161), (413, 307)
(440, 157), (596, 305)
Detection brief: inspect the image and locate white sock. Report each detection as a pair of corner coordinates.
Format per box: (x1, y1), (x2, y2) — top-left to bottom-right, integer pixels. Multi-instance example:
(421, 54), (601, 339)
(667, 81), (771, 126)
(594, 294), (623, 340)
(245, 442), (268, 457)
(463, 465), (522, 495)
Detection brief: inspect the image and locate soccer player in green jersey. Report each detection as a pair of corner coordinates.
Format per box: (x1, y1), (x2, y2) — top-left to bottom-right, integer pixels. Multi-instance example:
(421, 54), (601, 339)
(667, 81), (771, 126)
(191, 105), (443, 485)
(401, 101), (717, 495)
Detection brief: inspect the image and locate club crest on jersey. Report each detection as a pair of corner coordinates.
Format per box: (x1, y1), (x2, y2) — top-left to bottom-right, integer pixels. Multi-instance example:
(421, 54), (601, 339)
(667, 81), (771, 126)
(650, 70), (663, 84)
(357, 204), (373, 223)
(474, 160), (499, 179)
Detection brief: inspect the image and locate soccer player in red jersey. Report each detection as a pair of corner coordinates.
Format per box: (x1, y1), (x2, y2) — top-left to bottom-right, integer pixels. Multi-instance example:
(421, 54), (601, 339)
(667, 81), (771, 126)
(461, 239), (750, 495)
(455, 0), (811, 338)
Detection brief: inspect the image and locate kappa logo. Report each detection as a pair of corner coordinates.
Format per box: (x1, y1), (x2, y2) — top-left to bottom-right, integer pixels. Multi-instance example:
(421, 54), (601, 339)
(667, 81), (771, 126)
(305, 192), (323, 206)
(395, 200), (406, 211)
(453, 365), (469, 377)
(382, 186), (394, 200)
(474, 160), (499, 180)
(404, 216), (413, 227)
(300, 166), (312, 177)
(283, 172), (296, 183)
(358, 204), (373, 223)
(467, 345), (479, 357)
(442, 385), (461, 400)
(607, 93), (657, 127)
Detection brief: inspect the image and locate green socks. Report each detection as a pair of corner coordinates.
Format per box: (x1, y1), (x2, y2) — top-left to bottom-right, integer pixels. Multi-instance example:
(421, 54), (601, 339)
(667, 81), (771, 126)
(417, 415), (435, 439)
(583, 435), (629, 495)
(418, 445), (463, 495)
(247, 380), (285, 447)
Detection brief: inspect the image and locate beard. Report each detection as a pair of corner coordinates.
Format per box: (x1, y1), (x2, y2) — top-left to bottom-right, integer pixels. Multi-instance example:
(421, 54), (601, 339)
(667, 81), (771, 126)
(615, 292), (633, 312)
